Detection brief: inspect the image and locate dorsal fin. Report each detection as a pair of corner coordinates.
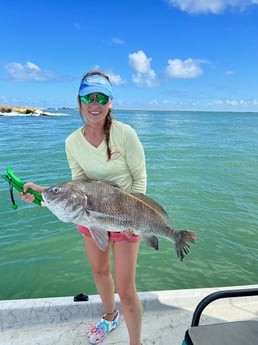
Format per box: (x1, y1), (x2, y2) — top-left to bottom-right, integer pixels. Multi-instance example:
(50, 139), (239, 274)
(97, 179), (120, 188)
(131, 193), (168, 219)
(83, 179), (120, 189)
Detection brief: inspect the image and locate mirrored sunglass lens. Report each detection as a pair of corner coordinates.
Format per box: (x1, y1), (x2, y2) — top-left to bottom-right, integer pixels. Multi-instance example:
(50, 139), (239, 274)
(81, 94), (94, 104)
(96, 94), (109, 104)
(80, 93), (109, 105)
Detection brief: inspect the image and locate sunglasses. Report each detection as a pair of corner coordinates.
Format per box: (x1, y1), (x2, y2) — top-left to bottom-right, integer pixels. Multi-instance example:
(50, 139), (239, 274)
(80, 93), (109, 105)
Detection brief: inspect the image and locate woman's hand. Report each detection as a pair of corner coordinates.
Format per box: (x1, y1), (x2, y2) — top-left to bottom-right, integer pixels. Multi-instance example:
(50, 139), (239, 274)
(122, 229), (136, 238)
(18, 182), (46, 204)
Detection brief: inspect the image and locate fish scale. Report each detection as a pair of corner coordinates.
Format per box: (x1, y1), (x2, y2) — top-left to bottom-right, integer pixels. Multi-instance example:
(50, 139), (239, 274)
(42, 179), (197, 261)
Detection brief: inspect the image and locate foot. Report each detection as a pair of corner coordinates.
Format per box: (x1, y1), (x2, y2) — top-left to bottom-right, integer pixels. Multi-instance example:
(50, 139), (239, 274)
(88, 309), (120, 344)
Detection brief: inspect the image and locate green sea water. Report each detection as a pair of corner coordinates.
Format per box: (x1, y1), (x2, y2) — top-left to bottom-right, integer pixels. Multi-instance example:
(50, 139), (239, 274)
(0, 109), (257, 300)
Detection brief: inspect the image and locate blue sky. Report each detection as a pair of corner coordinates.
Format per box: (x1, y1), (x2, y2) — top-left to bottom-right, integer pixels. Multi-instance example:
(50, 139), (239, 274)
(1, 0), (258, 111)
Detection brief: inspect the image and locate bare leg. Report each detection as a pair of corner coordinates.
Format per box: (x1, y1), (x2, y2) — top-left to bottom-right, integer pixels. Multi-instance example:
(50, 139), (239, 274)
(84, 236), (116, 318)
(112, 241), (142, 345)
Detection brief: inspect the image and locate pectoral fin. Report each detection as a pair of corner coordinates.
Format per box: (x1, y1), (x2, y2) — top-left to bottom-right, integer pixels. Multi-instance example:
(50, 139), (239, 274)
(143, 235), (159, 250)
(88, 227), (109, 251)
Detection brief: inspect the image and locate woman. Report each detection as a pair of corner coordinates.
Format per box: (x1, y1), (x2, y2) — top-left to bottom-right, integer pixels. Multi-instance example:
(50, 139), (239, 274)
(20, 71), (146, 345)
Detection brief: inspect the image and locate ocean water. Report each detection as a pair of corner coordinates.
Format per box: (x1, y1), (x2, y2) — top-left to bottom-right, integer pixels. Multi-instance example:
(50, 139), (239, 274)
(0, 109), (257, 300)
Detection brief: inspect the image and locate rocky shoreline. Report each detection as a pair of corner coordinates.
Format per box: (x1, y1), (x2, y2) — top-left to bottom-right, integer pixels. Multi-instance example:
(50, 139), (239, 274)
(0, 105), (44, 115)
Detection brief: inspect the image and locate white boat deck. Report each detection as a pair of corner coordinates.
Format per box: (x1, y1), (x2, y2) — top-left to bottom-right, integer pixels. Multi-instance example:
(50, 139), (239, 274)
(1, 285), (258, 345)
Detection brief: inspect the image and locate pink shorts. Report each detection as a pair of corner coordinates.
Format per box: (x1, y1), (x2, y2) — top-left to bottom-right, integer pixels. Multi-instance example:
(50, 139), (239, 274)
(77, 225), (141, 242)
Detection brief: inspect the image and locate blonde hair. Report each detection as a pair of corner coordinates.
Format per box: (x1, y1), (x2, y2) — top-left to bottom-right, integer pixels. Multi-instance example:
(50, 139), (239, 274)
(78, 71), (113, 160)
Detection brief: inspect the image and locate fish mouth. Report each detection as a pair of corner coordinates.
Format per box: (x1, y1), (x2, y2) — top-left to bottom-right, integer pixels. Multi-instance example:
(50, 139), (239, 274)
(41, 192), (48, 207)
(41, 193), (47, 207)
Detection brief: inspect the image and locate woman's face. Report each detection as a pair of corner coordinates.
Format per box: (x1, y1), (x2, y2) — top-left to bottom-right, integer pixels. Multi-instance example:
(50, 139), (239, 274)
(80, 93), (112, 125)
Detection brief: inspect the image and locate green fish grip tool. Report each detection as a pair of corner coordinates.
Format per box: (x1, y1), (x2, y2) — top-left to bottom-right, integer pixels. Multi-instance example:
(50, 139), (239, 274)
(1, 167), (42, 209)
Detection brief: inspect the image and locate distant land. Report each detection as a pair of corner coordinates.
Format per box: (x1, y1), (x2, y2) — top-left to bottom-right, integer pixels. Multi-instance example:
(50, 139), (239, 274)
(0, 105), (44, 114)
(1, 105), (257, 115)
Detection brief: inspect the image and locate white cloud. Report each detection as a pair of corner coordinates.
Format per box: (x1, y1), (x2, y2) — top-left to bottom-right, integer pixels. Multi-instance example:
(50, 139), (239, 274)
(150, 99), (159, 105)
(214, 99), (258, 107)
(165, 58), (204, 78)
(129, 50), (152, 73)
(0, 95), (8, 104)
(4, 61), (57, 81)
(167, 0), (258, 14)
(225, 70), (235, 75)
(74, 22), (81, 30)
(112, 37), (125, 45)
(106, 71), (127, 85)
(132, 70), (158, 87)
(128, 50), (158, 86)
(90, 66), (126, 85)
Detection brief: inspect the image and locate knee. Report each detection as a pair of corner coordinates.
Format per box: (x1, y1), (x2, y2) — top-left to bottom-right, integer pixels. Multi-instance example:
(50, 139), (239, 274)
(91, 262), (111, 281)
(117, 286), (137, 307)
(92, 267), (111, 279)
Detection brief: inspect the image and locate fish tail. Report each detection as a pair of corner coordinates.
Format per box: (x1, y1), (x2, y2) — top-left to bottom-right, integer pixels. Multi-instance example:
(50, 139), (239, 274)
(170, 228), (197, 261)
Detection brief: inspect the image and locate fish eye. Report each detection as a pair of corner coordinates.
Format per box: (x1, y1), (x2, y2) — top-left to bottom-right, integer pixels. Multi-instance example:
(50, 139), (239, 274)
(52, 187), (59, 193)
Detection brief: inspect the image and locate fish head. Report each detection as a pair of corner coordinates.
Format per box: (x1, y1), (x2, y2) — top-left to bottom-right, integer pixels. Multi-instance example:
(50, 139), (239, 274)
(42, 182), (88, 223)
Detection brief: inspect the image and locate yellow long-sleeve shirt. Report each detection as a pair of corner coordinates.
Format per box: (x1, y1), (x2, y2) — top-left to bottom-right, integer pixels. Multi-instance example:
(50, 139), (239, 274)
(65, 120), (147, 194)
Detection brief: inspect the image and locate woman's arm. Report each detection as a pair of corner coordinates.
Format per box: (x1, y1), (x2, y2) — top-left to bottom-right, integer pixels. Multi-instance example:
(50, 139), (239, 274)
(125, 126), (147, 194)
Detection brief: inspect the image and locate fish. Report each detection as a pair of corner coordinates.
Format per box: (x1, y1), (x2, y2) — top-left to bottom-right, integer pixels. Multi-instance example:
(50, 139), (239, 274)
(42, 179), (197, 261)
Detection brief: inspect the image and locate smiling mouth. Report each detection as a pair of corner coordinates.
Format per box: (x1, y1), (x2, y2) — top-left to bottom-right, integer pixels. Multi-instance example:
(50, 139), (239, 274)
(89, 110), (101, 116)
